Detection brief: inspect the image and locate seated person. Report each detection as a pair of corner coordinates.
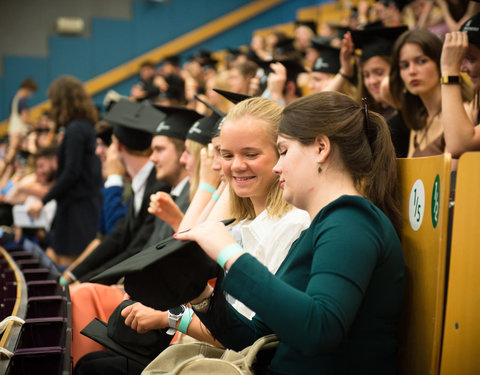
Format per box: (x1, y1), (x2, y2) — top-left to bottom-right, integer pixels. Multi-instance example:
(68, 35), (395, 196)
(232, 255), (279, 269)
(176, 92), (405, 375)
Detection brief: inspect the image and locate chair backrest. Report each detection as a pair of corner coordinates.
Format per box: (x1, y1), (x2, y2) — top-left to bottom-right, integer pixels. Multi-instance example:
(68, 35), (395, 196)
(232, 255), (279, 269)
(440, 152), (480, 374)
(396, 154), (451, 375)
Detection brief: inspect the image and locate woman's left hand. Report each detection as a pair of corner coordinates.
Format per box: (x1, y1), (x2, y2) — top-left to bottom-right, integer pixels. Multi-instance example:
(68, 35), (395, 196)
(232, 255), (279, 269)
(174, 221), (240, 266)
(26, 198), (44, 219)
(441, 31), (468, 75)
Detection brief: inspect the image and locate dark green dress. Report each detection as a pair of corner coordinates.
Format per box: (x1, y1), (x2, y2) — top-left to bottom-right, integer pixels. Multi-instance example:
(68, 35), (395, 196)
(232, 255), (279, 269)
(198, 195), (404, 375)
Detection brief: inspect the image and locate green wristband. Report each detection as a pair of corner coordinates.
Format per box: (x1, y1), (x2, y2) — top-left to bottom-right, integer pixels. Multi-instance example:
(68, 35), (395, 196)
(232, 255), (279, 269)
(198, 183), (216, 194)
(212, 192), (220, 202)
(59, 276), (68, 286)
(217, 243), (244, 268)
(178, 307), (194, 334)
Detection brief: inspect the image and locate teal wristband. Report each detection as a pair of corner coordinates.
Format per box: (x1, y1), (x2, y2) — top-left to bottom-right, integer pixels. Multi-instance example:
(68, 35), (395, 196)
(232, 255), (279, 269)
(217, 243), (244, 268)
(212, 192), (220, 202)
(178, 307), (194, 334)
(59, 276), (68, 286)
(198, 183), (216, 194)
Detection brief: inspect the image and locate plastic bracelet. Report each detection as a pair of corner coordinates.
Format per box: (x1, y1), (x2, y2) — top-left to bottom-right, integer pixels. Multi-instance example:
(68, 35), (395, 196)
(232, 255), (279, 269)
(198, 183), (216, 194)
(217, 243), (244, 268)
(67, 271), (77, 282)
(338, 71), (353, 80)
(178, 307), (194, 334)
(212, 192), (220, 202)
(59, 276), (68, 286)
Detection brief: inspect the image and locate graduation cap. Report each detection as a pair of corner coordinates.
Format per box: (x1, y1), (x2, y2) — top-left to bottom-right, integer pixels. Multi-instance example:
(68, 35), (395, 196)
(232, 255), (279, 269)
(162, 55), (180, 66)
(104, 100), (165, 150)
(350, 25), (408, 62)
(81, 300), (170, 366)
(309, 35), (335, 51)
(461, 13), (480, 47)
(312, 45), (340, 74)
(274, 37), (297, 56)
(94, 119), (114, 146)
(295, 20), (317, 34)
(192, 94), (226, 142)
(152, 105), (203, 141)
(90, 234), (223, 310)
(213, 88), (252, 104)
(254, 59), (307, 83)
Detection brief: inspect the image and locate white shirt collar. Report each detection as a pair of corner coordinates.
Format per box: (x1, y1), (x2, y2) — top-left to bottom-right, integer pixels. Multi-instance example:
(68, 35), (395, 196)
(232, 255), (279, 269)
(131, 161), (154, 215)
(170, 176), (189, 198)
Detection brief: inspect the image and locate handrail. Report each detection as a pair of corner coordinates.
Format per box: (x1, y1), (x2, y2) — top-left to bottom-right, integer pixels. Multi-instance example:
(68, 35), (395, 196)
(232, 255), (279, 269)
(0, 0), (286, 133)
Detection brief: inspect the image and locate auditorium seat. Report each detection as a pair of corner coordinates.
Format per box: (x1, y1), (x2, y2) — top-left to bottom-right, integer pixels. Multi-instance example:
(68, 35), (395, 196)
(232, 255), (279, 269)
(396, 154), (451, 375)
(440, 152), (480, 374)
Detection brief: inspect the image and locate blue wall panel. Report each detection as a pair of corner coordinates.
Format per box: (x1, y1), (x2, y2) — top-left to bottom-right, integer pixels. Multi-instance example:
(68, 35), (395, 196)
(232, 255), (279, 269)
(0, 0), (328, 121)
(1, 56), (48, 123)
(92, 18), (134, 76)
(48, 36), (92, 82)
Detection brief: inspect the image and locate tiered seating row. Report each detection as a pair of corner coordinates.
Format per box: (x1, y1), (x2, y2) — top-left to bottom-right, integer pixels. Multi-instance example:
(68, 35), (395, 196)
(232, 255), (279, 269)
(0, 240), (72, 375)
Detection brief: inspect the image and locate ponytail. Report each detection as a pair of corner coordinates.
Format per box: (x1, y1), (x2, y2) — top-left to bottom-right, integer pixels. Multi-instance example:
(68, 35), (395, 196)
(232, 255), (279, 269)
(279, 91), (401, 234)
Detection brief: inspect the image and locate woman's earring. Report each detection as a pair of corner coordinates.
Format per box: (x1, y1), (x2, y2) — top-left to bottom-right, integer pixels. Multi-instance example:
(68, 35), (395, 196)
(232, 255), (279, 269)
(317, 164), (322, 173)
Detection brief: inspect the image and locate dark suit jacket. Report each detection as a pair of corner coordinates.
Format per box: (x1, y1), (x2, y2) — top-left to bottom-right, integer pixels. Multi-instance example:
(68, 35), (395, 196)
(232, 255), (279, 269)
(144, 181), (191, 248)
(72, 166), (170, 282)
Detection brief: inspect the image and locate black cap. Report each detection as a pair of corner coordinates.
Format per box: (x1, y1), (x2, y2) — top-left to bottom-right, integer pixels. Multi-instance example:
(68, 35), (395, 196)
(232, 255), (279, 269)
(309, 35), (335, 51)
(461, 13), (480, 47)
(152, 105), (203, 141)
(252, 59), (307, 83)
(295, 20), (317, 34)
(162, 55), (180, 66)
(80, 300), (170, 366)
(213, 89), (252, 104)
(95, 119), (114, 146)
(90, 235), (223, 311)
(105, 100), (165, 150)
(312, 45), (340, 74)
(350, 25), (408, 62)
(193, 94), (226, 141)
(274, 37), (296, 56)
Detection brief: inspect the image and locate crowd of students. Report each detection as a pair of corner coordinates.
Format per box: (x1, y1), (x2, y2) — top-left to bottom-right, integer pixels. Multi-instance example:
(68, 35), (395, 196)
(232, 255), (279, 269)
(1, 1), (480, 374)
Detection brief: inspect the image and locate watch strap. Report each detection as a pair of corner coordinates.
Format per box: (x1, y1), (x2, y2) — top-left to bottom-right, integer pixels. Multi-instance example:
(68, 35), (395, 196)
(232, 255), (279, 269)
(440, 75), (462, 84)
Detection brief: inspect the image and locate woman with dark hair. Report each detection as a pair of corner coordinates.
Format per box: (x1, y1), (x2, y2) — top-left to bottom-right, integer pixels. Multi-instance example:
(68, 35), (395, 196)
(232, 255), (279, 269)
(389, 29), (472, 157)
(28, 76), (103, 266)
(176, 91), (405, 374)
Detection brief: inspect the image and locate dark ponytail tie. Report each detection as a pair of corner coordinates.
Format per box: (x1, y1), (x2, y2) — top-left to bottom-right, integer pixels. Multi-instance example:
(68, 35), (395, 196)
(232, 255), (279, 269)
(361, 97), (370, 139)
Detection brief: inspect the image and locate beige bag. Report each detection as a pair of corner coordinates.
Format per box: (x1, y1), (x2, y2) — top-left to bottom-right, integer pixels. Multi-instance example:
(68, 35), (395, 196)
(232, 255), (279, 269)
(142, 334), (279, 375)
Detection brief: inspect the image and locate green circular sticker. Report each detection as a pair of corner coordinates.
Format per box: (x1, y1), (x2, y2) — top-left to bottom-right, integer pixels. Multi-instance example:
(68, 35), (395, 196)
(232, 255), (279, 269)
(431, 174), (440, 228)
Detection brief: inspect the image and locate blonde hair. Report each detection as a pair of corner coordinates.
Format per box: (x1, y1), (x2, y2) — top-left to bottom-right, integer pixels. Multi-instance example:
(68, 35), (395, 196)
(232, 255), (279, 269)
(221, 97), (292, 221)
(187, 140), (205, 200)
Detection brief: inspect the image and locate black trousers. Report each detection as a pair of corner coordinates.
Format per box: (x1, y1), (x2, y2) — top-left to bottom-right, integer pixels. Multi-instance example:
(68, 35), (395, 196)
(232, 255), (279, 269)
(74, 350), (145, 375)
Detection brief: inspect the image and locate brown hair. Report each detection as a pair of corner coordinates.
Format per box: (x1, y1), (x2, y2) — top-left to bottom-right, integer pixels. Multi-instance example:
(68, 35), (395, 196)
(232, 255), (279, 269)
(279, 91), (401, 233)
(231, 61), (257, 79)
(358, 55), (392, 113)
(390, 29), (472, 130)
(221, 97), (291, 221)
(48, 76), (98, 127)
(20, 77), (38, 92)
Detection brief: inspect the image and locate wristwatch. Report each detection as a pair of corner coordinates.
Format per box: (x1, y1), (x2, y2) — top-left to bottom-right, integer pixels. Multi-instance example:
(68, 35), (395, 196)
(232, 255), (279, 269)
(440, 75), (462, 84)
(167, 305), (185, 335)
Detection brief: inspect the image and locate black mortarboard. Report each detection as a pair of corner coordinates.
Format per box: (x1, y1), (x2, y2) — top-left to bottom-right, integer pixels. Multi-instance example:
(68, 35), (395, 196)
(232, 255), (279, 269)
(152, 105), (203, 141)
(309, 35), (335, 51)
(274, 38), (297, 56)
(162, 55), (180, 66)
(213, 89), (252, 104)
(95, 119), (114, 146)
(312, 45), (340, 74)
(252, 59), (307, 83)
(105, 100), (165, 150)
(90, 235), (222, 310)
(461, 13), (480, 47)
(81, 300), (170, 366)
(192, 94), (226, 141)
(351, 25), (408, 62)
(295, 20), (317, 34)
